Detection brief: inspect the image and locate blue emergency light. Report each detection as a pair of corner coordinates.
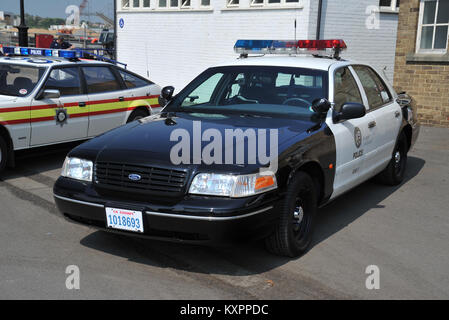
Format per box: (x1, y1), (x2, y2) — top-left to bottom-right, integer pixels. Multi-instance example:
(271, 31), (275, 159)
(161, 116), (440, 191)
(234, 39), (347, 58)
(2, 46), (81, 59)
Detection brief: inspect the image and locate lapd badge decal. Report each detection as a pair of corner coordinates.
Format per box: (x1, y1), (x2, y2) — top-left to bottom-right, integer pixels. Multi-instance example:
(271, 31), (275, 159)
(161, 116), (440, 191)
(354, 127), (362, 149)
(55, 108), (68, 126)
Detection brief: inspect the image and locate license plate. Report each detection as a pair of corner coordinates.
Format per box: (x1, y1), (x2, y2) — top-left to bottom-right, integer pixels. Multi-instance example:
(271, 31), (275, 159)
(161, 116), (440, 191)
(105, 208), (144, 233)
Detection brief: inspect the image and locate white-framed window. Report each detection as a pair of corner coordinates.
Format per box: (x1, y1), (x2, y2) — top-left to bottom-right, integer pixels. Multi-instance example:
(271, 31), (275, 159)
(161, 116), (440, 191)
(200, 0), (211, 6)
(227, 0), (240, 7)
(132, 0), (140, 7)
(122, 0), (130, 9)
(143, 0), (151, 7)
(379, 0), (400, 12)
(416, 0), (449, 53)
(158, 0), (191, 8)
(250, 0), (299, 6)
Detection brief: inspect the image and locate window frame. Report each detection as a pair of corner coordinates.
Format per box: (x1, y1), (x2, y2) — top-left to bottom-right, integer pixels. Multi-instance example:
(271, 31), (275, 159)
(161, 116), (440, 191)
(379, 0), (400, 13)
(80, 65), (124, 95)
(416, 0), (449, 54)
(351, 64), (394, 112)
(114, 66), (154, 90)
(332, 66), (364, 113)
(41, 66), (86, 97)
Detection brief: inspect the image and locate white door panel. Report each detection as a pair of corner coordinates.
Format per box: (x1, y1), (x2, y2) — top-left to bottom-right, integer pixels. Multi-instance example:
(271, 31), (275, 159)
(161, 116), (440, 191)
(326, 112), (376, 199)
(30, 95), (89, 146)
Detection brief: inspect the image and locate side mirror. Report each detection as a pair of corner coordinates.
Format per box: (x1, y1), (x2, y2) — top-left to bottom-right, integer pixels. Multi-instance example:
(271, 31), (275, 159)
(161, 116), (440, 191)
(311, 98), (331, 115)
(161, 86), (175, 101)
(396, 93), (411, 107)
(38, 89), (61, 100)
(333, 102), (366, 122)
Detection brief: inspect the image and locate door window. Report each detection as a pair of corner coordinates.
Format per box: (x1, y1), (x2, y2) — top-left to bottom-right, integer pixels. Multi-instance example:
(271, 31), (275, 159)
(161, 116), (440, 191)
(334, 67), (363, 112)
(44, 67), (82, 96)
(82, 66), (121, 94)
(352, 65), (392, 109)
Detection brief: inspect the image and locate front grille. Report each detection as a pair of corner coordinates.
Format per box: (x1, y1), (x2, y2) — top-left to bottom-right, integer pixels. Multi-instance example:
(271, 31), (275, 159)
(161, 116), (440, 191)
(94, 162), (188, 197)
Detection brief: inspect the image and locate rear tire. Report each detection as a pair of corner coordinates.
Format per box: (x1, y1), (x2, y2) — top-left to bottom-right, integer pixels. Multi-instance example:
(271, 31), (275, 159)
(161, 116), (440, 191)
(377, 132), (408, 186)
(127, 108), (149, 123)
(0, 135), (8, 174)
(265, 171), (317, 257)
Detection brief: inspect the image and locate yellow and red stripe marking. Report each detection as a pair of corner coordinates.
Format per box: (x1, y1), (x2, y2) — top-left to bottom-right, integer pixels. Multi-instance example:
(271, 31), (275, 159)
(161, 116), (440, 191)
(0, 95), (159, 126)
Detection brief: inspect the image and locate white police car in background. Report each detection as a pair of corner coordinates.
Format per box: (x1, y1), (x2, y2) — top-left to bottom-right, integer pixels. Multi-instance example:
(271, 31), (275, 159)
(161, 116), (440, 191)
(0, 46), (161, 173)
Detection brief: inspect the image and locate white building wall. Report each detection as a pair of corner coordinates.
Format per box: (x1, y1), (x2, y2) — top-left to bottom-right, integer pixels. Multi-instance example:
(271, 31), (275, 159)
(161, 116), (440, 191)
(116, 0), (398, 91)
(319, 0), (399, 82)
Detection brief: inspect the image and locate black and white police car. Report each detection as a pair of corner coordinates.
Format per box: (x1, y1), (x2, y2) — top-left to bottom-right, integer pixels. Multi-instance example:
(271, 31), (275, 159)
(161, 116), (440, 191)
(54, 40), (420, 257)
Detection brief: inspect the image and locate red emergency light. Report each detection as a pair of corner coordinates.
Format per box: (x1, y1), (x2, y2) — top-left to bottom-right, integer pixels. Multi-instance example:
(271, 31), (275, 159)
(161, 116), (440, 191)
(235, 39), (347, 59)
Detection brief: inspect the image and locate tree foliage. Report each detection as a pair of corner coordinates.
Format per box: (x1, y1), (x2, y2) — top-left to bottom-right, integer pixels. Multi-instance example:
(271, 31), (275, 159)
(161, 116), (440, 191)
(24, 14), (65, 29)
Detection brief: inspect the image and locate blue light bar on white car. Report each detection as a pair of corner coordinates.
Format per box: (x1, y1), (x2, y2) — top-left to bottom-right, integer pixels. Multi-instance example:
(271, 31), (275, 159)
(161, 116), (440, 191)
(2, 46), (81, 59)
(234, 39), (347, 58)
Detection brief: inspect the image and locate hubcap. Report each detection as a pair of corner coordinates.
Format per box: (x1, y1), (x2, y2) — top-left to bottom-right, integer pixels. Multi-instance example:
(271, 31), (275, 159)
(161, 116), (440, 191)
(292, 200), (304, 232)
(394, 151), (401, 164)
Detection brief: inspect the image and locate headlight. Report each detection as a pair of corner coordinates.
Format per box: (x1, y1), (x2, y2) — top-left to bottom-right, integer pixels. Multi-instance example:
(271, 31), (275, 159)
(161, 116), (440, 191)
(61, 157), (93, 182)
(189, 173), (277, 198)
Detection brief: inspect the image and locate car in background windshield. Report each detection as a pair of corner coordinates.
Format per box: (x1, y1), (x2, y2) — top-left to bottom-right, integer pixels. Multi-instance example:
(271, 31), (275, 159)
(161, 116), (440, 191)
(0, 63), (47, 97)
(165, 66), (328, 119)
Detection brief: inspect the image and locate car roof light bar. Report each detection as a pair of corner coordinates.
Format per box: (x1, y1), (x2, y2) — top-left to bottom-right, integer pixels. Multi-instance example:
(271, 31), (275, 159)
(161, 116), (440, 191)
(234, 39), (347, 59)
(2, 46), (82, 59)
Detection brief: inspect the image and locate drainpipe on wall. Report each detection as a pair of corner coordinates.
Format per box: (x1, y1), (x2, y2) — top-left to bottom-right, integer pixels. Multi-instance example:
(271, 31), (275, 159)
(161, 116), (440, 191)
(113, 0), (117, 60)
(316, 0), (323, 40)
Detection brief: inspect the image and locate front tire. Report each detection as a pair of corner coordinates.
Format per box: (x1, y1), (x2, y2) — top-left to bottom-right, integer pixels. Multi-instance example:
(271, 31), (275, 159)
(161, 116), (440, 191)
(0, 135), (8, 173)
(265, 171), (317, 257)
(377, 132), (408, 186)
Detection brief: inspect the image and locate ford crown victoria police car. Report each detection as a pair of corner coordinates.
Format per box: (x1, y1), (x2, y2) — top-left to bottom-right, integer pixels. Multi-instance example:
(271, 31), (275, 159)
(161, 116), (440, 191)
(0, 47), (161, 173)
(54, 40), (419, 257)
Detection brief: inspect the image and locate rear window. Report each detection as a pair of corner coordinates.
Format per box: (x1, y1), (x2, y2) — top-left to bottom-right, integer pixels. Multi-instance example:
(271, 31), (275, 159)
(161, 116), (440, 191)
(117, 69), (152, 89)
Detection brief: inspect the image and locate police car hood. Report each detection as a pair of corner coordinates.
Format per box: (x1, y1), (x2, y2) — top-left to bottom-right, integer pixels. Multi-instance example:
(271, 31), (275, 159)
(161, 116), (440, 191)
(75, 112), (319, 173)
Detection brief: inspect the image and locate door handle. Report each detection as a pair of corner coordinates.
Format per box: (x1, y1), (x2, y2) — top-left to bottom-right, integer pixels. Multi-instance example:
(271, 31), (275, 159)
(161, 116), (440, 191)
(368, 121), (376, 128)
(118, 96), (125, 102)
(395, 111), (401, 118)
(79, 102), (86, 107)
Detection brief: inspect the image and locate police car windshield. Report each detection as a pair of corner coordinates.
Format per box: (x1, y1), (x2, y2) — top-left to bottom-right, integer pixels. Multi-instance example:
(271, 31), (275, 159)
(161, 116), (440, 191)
(0, 63), (46, 97)
(168, 66), (328, 119)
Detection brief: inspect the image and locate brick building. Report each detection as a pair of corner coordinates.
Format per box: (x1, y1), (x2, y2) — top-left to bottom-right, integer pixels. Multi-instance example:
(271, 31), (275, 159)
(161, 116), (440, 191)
(394, 0), (449, 127)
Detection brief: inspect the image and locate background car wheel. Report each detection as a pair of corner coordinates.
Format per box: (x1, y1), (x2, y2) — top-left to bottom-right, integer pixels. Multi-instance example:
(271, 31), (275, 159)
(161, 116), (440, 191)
(377, 131), (408, 186)
(0, 135), (8, 173)
(265, 171), (317, 257)
(127, 108), (149, 123)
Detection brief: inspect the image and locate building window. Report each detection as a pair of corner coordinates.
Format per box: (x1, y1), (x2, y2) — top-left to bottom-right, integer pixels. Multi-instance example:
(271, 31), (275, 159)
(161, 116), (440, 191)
(132, 0), (140, 7)
(249, 0), (299, 6)
(227, 0), (239, 7)
(417, 0), (449, 53)
(143, 0), (150, 7)
(379, 0), (400, 12)
(201, 0), (210, 6)
(122, 0), (130, 9)
(157, 0), (191, 8)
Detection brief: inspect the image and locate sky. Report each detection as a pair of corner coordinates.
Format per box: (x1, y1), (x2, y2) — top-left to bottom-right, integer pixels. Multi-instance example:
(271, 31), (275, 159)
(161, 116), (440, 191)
(0, 0), (114, 22)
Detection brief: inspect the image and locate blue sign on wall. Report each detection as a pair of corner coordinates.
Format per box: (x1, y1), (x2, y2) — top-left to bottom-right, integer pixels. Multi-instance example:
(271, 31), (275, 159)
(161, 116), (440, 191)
(119, 18), (124, 29)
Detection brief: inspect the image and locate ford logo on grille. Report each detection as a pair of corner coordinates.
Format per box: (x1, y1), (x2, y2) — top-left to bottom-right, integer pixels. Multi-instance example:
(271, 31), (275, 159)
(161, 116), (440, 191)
(128, 174), (142, 181)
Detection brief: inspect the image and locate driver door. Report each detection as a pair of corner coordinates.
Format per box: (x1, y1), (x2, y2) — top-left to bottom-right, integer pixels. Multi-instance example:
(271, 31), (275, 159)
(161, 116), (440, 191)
(30, 66), (89, 146)
(326, 66), (376, 199)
